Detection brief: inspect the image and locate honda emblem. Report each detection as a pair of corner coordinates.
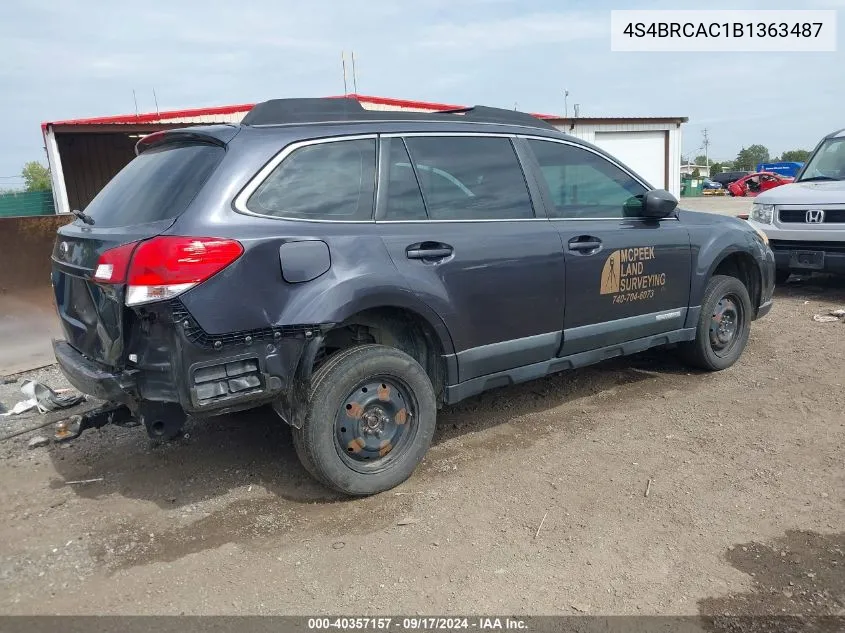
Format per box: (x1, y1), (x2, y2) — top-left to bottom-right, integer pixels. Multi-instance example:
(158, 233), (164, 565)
(806, 209), (825, 223)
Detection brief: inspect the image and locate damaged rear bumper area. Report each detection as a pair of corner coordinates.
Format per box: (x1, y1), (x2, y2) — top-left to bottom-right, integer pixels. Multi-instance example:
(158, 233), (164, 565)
(53, 299), (328, 431)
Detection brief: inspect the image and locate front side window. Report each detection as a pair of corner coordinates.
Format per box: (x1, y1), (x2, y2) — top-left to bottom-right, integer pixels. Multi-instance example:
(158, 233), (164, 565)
(247, 138), (376, 220)
(528, 139), (647, 219)
(798, 137), (845, 182)
(402, 136), (534, 220)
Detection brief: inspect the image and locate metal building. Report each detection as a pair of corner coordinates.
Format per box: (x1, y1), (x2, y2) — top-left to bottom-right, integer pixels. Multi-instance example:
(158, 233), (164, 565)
(42, 94), (686, 214)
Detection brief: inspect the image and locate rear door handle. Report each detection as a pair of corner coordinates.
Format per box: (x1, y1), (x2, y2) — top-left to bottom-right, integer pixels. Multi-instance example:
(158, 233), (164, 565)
(406, 242), (453, 260)
(567, 237), (602, 253)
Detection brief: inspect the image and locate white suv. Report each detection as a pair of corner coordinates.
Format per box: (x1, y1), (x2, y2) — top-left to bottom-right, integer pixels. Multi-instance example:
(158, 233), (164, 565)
(748, 128), (845, 283)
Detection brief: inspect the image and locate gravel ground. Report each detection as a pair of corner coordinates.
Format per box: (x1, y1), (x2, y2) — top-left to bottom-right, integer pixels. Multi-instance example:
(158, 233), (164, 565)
(0, 277), (843, 621)
(679, 196), (754, 217)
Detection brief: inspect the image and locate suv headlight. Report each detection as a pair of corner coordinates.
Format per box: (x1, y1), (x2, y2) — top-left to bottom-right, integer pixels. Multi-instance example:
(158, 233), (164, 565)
(751, 203), (774, 224)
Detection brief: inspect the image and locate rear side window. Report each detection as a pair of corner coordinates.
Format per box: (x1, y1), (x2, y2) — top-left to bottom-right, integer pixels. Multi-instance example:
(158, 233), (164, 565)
(403, 136), (534, 220)
(84, 143), (223, 228)
(528, 139), (647, 219)
(247, 138), (376, 220)
(384, 139), (428, 221)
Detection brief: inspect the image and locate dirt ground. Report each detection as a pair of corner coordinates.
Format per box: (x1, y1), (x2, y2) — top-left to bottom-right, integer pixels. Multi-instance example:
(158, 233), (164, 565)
(0, 276), (843, 621)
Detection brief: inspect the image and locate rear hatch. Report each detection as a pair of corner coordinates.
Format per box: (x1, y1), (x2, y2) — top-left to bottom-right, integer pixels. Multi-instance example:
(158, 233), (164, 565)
(51, 134), (228, 367)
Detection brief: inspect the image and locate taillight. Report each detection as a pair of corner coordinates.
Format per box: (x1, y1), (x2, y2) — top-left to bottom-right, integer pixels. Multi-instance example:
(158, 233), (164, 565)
(93, 241), (139, 282)
(94, 236), (243, 306)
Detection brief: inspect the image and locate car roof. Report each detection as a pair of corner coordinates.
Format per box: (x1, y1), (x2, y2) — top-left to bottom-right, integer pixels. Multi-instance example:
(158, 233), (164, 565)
(240, 97), (559, 132)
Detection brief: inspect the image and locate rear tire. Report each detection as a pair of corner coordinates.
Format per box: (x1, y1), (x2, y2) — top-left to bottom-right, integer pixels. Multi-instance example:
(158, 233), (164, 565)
(292, 344), (437, 496)
(679, 275), (752, 371)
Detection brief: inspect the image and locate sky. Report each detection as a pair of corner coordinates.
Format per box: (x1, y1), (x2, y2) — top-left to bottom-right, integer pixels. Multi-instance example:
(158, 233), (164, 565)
(0, 0), (843, 187)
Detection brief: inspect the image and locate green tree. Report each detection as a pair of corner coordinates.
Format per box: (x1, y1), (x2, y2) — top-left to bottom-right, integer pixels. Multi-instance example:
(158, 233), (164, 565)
(692, 168), (701, 178)
(735, 145), (770, 171)
(779, 149), (810, 163)
(710, 162), (724, 176)
(694, 154), (708, 166)
(21, 161), (52, 192)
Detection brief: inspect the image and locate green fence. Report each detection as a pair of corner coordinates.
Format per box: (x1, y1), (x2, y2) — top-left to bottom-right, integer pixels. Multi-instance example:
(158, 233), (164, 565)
(0, 190), (56, 217)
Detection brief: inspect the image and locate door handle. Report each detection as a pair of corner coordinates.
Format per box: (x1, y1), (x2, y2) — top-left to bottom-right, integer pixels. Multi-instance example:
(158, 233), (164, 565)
(406, 242), (453, 260)
(567, 236), (602, 253)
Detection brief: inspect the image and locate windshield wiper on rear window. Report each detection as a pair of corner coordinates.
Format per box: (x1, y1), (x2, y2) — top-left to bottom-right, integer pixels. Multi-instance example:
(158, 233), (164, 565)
(71, 209), (95, 225)
(799, 175), (841, 182)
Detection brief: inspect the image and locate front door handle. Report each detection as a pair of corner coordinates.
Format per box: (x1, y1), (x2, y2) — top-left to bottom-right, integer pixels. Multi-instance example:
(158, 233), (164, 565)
(406, 242), (454, 260)
(567, 236), (602, 253)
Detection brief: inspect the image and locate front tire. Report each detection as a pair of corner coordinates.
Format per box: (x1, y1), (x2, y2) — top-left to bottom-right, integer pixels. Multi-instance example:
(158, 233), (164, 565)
(679, 275), (752, 371)
(292, 344), (437, 496)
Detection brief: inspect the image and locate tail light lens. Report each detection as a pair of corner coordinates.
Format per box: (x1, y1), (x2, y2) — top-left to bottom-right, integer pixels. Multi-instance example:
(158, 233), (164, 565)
(93, 241), (139, 282)
(94, 236), (243, 306)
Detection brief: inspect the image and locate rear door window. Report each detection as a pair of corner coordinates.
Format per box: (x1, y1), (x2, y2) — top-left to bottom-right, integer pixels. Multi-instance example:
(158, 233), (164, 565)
(402, 136), (534, 220)
(247, 138), (376, 220)
(84, 143), (223, 228)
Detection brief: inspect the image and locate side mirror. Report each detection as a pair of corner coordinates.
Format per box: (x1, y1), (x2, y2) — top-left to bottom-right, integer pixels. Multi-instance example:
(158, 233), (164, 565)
(641, 189), (678, 219)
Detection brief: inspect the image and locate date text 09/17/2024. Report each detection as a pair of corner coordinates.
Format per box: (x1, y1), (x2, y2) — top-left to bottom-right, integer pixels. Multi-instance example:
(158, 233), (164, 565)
(307, 617), (528, 630)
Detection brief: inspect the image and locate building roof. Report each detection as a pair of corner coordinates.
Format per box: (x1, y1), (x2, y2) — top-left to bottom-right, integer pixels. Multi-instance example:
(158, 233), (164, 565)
(41, 93), (686, 130)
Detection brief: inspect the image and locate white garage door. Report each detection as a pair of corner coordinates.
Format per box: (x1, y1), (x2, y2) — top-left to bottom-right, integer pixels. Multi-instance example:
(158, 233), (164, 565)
(593, 131), (666, 190)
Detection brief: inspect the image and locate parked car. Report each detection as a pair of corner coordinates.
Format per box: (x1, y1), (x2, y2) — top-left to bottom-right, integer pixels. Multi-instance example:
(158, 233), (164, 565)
(727, 172), (793, 197)
(51, 98), (775, 496)
(701, 179), (722, 190)
(747, 127), (845, 283)
(711, 170), (751, 189)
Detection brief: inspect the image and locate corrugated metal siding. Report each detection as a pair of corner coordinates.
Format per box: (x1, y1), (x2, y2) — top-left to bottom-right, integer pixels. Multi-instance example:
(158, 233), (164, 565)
(56, 133), (137, 211)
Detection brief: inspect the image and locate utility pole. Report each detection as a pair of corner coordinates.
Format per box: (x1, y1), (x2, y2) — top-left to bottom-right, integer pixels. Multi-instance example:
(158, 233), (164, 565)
(564, 90), (569, 118)
(702, 128), (710, 168)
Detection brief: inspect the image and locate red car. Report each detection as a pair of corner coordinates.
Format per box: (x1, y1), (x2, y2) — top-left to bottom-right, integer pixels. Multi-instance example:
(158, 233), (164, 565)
(727, 172), (793, 197)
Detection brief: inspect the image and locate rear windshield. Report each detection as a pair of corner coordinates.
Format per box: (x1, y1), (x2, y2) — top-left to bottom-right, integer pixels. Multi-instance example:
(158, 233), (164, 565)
(83, 143), (224, 228)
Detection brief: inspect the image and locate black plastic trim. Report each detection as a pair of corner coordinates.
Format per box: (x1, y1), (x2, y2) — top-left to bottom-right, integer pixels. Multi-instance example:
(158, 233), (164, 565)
(445, 328), (696, 405)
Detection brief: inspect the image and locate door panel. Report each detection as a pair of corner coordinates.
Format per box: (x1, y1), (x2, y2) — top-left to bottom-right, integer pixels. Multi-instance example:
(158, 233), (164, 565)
(377, 136), (565, 383)
(522, 137), (691, 356)
(556, 219), (691, 354)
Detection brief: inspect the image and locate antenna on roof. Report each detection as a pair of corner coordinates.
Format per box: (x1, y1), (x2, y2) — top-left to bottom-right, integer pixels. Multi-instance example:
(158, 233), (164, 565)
(153, 88), (160, 118)
(132, 89), (139, 118)
(351, 51), (358, 94)
(341, 52), (348, 95)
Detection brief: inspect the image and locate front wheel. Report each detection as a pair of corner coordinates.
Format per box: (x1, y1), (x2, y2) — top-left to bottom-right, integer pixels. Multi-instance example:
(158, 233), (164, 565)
(292, 344), (437, 496)
(679, 275), (752, 371)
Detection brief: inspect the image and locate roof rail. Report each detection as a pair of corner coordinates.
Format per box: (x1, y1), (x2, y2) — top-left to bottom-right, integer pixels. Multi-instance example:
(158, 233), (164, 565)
(241, 97), (556, 130)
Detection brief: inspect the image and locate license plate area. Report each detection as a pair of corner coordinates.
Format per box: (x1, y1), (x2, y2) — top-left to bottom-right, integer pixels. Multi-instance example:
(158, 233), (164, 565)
(789, 250), (825, 270)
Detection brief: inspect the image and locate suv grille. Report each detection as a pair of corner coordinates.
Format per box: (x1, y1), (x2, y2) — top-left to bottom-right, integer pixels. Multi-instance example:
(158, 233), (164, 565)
(769, 239), (845, 253)
(779, 209), (845, 223)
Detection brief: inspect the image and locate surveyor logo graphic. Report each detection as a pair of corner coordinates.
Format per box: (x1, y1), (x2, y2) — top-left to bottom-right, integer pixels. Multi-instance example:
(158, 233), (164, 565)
(600, 250), (621, 294)
(599, 246), (666, 297)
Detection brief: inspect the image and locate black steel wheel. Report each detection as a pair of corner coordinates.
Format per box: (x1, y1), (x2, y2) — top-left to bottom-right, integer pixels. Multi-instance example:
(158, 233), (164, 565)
(708, 294), (744, 359)
(335, 376), (418, 473)
(679, 275), (752, 371)
(292, 344), (437, 496)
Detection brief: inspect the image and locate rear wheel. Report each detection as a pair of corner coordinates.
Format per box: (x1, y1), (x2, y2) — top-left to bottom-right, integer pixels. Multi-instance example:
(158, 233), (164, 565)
(292, 344), (437, 496)
(679, 275), (752, 371)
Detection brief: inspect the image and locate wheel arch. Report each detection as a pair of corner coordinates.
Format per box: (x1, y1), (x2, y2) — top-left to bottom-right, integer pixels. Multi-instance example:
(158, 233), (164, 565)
(707, 249), (762, 316)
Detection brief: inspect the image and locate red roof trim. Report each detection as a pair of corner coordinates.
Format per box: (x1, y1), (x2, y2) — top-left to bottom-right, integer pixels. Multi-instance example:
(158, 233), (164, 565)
(42, 103), (256, 131)
(39, 93), (571, 131)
